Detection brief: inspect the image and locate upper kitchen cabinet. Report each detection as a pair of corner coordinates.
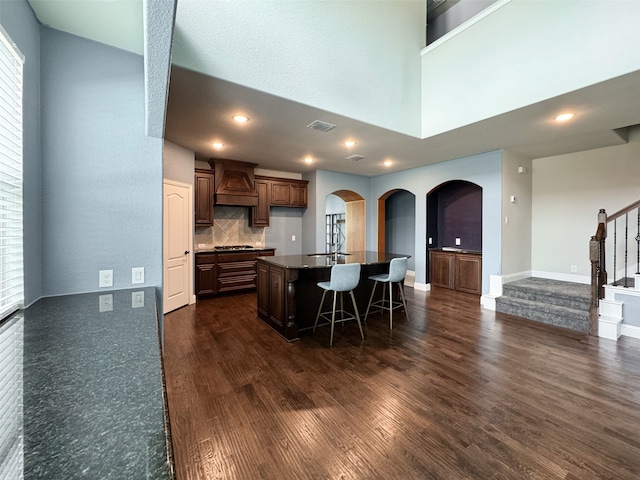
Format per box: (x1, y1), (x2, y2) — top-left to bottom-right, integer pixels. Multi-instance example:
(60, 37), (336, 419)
(270, 178), (308, 207)
(249, 176), (271, 227)
(209, 159), (258, 207)
(249, 176), (309, 228)
(194, 168), (214, 226)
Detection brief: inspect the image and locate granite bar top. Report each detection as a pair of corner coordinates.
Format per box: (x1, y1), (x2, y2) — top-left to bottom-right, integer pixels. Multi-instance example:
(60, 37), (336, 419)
(21, 288), (174, 479)
(257, 250), (410, 269)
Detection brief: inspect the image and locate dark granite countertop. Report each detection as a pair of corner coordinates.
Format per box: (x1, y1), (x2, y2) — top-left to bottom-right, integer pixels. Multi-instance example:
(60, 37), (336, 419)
(194, 245), (276, 254)
(257, 250), (410, 269)
(20, 288), (174, 479)
(429, 247), (482, 255)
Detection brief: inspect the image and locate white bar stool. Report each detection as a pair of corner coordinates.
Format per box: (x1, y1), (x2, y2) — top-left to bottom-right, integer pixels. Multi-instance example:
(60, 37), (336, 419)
(313, 263), (364, 346)
(364, 257), (409, 329)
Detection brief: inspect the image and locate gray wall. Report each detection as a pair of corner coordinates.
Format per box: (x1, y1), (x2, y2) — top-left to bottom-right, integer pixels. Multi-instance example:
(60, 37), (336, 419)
(371, 151), (502, 293)
(1, 0), (43, 306)
(40, 29), (163, 296)
(265, 207), (303, 255)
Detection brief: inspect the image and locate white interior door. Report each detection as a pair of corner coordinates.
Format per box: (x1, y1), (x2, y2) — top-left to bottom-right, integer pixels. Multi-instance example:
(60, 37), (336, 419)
(163, 180), (192, 314)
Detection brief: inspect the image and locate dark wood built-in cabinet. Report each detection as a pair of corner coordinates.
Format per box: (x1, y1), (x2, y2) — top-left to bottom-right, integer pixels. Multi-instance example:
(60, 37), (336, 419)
(270, 179), (308, 207)
(249, 175), (308, 227)
(256, 259), (299, 339)
(194, 168), (214, 226)
(249, 177), (271, 227)
(196, 249), (275, 297)
(429, 249), (482, 295)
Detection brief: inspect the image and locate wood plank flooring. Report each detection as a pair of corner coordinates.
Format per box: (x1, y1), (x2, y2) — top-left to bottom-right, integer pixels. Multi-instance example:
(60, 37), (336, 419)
(163, 287), (640, 479)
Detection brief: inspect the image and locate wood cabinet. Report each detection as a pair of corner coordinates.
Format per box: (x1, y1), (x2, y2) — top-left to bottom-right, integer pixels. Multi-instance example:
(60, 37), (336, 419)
(270, 179), (308, 207)
(217, 252), (259, 293)
(194, 169), (214, 226)
(196, 249), (275, 297)
(429, 249), (482, 295)
(249, 177), (270, 227)
(249, 176), (308, 227)
(455, 254), (482, 294)
(195, 253), (217, 295)
(430, 250), (455, 289)
(256, 260), (298, 339)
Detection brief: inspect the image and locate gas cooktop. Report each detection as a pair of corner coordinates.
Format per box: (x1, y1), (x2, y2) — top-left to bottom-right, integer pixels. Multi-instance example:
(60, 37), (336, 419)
(213, 245), (255, 250)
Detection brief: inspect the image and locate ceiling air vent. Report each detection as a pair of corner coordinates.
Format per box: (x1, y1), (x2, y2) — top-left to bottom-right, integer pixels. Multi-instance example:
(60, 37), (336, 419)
(307, 120), (336, 132)
(345, 154), (365, 162)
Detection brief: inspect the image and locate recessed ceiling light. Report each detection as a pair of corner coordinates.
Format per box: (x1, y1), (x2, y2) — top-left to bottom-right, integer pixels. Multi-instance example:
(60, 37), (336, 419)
(304, 156), (313, 164)
(383, 160), (393, 167)
(212, 142), (224, 149)
(344, 140), (356, 147)
(232, 115), (249, 123)
(554, 112), (575, 122)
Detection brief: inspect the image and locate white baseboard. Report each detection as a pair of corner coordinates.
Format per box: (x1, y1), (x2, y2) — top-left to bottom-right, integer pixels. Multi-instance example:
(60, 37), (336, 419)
(621, 323), (640, 339)
(481, 294), (497, 310)
(414, 282), (430, 291)
(502, 270), (532, 284)
(404, 270), (415, 288)
(530, 270), (590, 284)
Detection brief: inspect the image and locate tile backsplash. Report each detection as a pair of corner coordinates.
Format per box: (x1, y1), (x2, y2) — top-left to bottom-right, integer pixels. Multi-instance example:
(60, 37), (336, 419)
(194, 206), (265, 246)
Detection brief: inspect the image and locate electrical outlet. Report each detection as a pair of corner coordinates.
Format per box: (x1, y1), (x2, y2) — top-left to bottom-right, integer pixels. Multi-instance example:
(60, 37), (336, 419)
(291, 235), (296, 241)
(132, 267), (144, 284)
(99, 269), (113, 288)
(99, 294), (113, 312)
(132, 291), (145, 308)
(455, 238), (461, 246)
(570, 265), (578, 273)
(428, 237), (432, 245)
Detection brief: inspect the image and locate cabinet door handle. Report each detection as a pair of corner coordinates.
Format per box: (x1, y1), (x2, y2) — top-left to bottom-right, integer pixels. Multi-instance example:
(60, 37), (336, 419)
(184, 250), (190, 255)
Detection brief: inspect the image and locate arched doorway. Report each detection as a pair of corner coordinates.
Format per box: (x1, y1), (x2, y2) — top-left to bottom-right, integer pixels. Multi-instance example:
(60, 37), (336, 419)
(426, 180), (482, 283)
(376, 189), (415, 268)
(326, 190), (365, 253)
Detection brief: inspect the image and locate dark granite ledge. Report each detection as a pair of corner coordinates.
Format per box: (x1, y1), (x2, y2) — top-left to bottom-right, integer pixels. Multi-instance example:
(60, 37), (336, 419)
(21, 288), (174, 479)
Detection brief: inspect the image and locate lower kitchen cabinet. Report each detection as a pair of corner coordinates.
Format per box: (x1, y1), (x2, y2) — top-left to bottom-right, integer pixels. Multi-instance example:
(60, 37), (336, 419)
(196, 249), (275, 297)
(429, 249), (482, 295)
(195, 253), (217, 295)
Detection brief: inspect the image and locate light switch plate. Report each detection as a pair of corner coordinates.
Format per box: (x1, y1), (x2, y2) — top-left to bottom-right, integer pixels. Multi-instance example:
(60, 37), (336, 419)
(455, 238), (461, 246)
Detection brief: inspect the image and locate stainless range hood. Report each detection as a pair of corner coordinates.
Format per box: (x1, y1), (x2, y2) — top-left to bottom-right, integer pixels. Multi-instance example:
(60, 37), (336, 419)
(209, 158), (258, 207)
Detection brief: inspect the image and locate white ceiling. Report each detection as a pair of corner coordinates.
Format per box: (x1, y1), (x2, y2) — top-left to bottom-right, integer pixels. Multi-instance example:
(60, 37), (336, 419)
(27, 0), (640, 176)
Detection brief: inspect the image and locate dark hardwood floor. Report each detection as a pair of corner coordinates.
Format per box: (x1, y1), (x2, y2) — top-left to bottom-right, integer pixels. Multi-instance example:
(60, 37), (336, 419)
(163, 287), (640, 480)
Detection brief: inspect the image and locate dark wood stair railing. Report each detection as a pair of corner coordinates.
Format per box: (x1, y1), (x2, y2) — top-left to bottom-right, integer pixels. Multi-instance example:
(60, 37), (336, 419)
(590, 199), (640, 336)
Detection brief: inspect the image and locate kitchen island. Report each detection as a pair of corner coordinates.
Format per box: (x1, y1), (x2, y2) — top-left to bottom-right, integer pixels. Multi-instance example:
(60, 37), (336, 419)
(256, 251), (409, 341)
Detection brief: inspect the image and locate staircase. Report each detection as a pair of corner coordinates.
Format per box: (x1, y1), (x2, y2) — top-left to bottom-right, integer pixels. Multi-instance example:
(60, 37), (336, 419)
(495, 277), (591, 333)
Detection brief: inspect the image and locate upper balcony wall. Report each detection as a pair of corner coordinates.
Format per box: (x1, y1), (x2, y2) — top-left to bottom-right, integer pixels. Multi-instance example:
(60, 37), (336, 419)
(421, 0), (640, 138)
(173, 0), (425, 138)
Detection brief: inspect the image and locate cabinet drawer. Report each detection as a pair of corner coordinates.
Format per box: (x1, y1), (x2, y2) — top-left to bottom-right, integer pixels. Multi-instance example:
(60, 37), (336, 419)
(217, 274), (257, 292)
(218, 260), (256, 278)
(216, 252), (257, 263)
(196, 253), (217, 265)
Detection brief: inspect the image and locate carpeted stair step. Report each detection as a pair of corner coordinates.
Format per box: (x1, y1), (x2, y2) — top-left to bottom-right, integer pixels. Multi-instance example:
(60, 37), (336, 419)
(496, 277), (591, 333)
(501, 277), (590, 310)
(496, 296), (590, 333)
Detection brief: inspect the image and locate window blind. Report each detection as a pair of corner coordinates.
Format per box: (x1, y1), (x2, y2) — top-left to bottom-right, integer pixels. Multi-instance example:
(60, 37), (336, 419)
(0, 25), (24, 322)
(0, 312), (23, 479)
(0, 24), (24, 480)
